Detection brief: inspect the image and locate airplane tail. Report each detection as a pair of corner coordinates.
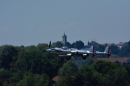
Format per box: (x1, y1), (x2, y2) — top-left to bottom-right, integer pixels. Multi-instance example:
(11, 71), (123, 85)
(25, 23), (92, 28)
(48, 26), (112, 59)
(90, 46), (96, 57)
(104, 46), (111, 57)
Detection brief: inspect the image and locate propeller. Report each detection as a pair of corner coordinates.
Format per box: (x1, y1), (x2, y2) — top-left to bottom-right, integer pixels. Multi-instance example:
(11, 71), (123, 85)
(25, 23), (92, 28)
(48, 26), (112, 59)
(46, 41), (51, 58)
(48, 41), (51, 48)
(92, 46), (96, 57)
(45, 41), (51, 52)
(107, 47), (111, 57)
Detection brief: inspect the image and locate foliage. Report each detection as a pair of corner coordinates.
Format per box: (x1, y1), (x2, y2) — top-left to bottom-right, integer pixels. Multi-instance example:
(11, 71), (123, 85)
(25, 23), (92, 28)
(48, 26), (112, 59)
(10, 71), (23, 83)
(52, 41), (63, 48)
(16, 72), (49, 86)
(118, 42), (130, 57)
(76, 60), (129, 86)
(85, 58), (94, 65)
(110, 44), (120, 55)
(58, 61), (78, 77)
(0, 45), (18, 70)
(0, 41), (130, 86)
(72, 40), (84, 49)
(57, 61), (78, 86)
(0, 68), (11, 79)
(65, 42), (71, 48)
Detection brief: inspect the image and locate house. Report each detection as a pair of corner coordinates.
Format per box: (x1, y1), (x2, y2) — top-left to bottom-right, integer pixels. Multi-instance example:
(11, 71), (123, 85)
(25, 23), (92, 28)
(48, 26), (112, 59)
(99, 43), (115, 46)
(116, 42), (128, 49)
(88, 41), (99, 48)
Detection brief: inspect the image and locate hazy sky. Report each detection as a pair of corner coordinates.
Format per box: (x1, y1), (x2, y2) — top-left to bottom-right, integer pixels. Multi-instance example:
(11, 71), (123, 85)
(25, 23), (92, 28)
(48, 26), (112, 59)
(0, 0), (130, 46)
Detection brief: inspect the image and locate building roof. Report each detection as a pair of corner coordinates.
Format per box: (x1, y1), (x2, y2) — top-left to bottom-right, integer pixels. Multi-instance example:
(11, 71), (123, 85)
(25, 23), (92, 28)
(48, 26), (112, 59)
(52, 76), (59, 82)
(89, 41), (98, 44)
(100, 43), (115, 46)
(116, 42), (127, 46)
(52, 76), (75, 82)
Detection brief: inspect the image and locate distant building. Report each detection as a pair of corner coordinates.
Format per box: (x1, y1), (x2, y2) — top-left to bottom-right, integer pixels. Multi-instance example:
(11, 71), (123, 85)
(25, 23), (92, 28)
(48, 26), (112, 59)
(116, 42), (128, 49)
(88, 41), (99, 48)
(91, 57), (130, 65)
(100, 43), (115, 46)
(99, 42), (128, 49)
(62, 33), (67, 46)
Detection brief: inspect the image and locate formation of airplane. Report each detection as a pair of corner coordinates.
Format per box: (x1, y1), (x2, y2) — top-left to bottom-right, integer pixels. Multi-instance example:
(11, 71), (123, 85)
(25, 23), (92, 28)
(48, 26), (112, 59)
(46, 41), (111, 60)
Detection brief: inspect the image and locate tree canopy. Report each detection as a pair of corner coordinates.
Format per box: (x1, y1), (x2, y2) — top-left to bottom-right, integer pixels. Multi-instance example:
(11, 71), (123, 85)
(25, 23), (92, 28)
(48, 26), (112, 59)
(0, 41), (130, 86)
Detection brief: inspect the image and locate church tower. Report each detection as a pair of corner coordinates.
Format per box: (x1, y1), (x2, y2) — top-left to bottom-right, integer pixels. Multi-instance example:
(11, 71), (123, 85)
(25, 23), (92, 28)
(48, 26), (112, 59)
(62, 33), (67, 46)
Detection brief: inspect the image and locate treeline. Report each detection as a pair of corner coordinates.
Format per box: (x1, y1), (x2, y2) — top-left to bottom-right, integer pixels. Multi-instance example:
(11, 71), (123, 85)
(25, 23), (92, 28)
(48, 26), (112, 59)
(0, 41), (130, 86)
(52, 40), (84, 49)
(57, 60), (130, 86)
(0, 44), (66, 86)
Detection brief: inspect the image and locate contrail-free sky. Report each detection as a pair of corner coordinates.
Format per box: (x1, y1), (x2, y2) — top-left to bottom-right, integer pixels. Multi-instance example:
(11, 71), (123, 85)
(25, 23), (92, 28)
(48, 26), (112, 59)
(0, 0), (130, 46)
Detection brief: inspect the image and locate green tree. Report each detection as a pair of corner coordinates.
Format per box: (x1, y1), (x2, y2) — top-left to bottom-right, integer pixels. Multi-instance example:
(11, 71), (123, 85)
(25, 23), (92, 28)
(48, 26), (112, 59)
(72, 40), (84, 49)
(37, 43), (48, 53)
(77, 65), (96, 86)
(98, 44), (106, 52)
(118, 42), (130, 57)
(0, 68), (11, 86)
(123, 64), (130, 82)
(74, 60), (129, 86)
(110, 44), (119, 55)
(91, 60), (129, 86)
(16, 45), (61, 78)
(53, 41), (63, 48)
(0, 45), (18, 70)
(57, 61), (78, 86)
(0, 79), (2, 86)
(85, 58), (94, 65)
(10, 71), (23, 84)
(58, 61), (78, 77)
(16, 46), (44, 74)
(16, 72), (49, 86)
(66, 42), (72, 48)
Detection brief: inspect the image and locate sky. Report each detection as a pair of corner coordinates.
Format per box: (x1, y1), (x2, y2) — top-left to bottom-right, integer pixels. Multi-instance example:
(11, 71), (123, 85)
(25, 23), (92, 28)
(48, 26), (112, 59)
(0, 0), (130, 46)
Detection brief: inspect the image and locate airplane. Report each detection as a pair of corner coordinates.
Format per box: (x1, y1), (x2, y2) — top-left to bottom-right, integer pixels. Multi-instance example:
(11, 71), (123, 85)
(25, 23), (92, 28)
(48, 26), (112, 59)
(46, 41), (111, 60)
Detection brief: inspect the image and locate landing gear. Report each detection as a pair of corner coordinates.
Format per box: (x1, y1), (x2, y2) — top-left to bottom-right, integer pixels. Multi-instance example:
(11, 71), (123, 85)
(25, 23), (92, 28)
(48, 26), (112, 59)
(107, 54), (111, 58)
(66, 56), (71, 60)
(82, 56), (86, 60)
